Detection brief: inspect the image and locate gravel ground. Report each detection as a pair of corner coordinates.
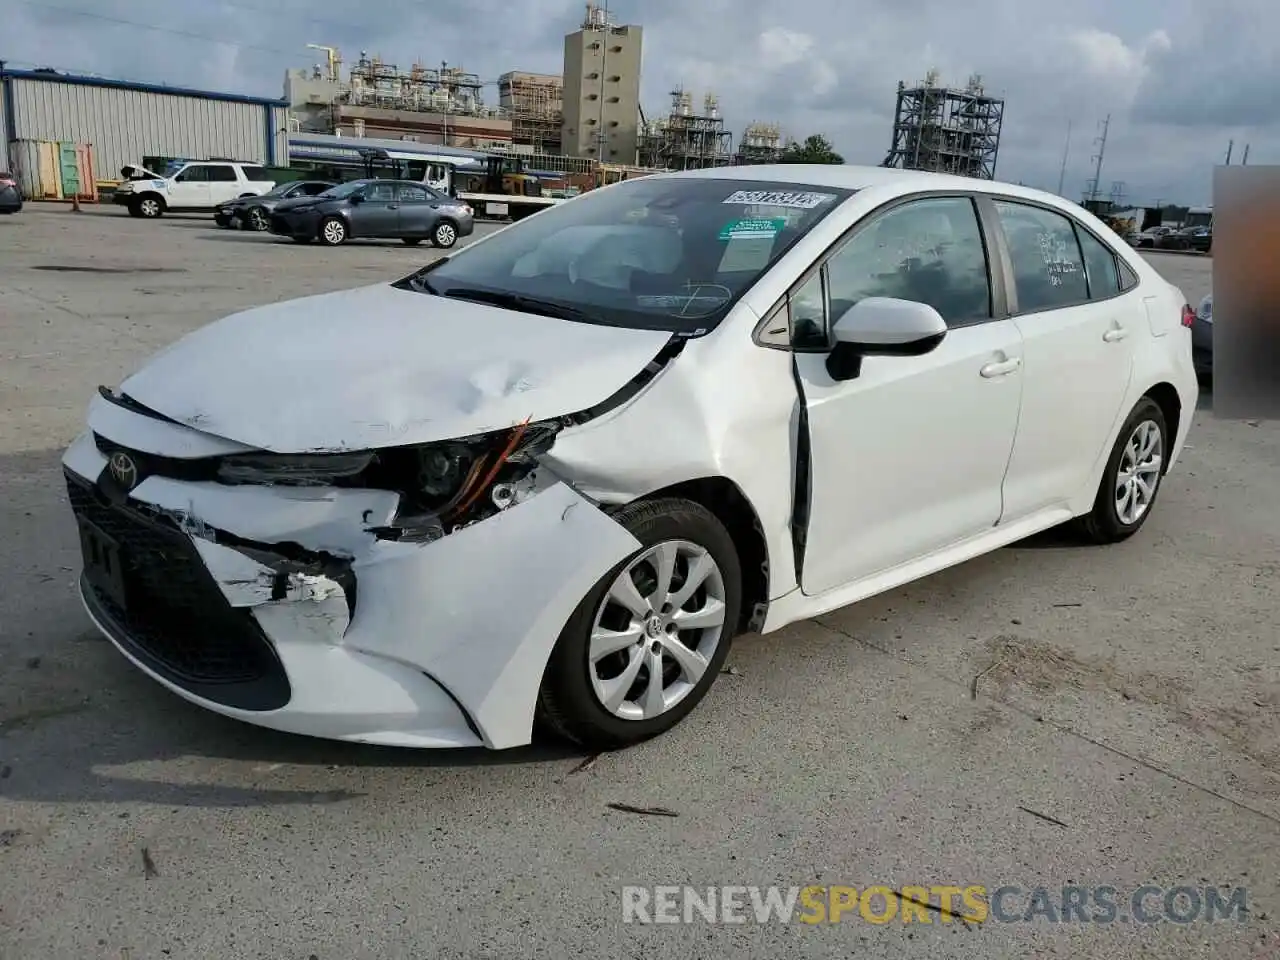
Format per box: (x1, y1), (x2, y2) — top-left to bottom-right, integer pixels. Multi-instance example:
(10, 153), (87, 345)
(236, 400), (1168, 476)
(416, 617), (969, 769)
(0, 206), (1276, 960)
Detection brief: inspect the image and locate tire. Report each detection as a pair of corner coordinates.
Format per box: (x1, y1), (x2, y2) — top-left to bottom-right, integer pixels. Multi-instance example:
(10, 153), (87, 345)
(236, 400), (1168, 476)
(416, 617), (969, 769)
(402, 237), (423, 246)
(243, 207), (269, 232)
(536, 498), (743, 751)
(132, 195), (164, 219)
(431, 220), (458, 248)
(319, 216), (347, 245)
(1073, 396), (1169, 544)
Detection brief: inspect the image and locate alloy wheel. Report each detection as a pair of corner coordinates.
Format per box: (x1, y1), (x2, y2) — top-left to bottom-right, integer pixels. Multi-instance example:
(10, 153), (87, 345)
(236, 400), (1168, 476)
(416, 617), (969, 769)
(434, 223), (457, 247)
(1115, 419), (1163, 525)
(249, 208), (268, 231)
(588, 540), (727, 721)
(139, 198), (160, 217)
(321, 219), (346, 244)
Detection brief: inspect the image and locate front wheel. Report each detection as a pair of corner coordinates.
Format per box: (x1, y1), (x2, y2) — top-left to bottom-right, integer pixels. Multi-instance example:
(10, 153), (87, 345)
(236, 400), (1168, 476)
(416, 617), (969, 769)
(319, 216), (347, 245)
(536, 498), (742, 751)
(132, 195), (164, 218)
(244, 207), (269, 231)
(1073, 396), (1168, 544)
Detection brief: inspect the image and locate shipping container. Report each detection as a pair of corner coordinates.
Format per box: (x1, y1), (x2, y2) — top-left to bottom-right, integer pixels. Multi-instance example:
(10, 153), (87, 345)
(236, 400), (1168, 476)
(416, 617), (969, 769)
(9, 139), (99, 200)
(0, 69), (288, 177)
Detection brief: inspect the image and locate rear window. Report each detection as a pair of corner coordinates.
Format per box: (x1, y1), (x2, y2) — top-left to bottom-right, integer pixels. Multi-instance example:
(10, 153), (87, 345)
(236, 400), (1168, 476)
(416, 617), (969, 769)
(241, 165), (267, 181)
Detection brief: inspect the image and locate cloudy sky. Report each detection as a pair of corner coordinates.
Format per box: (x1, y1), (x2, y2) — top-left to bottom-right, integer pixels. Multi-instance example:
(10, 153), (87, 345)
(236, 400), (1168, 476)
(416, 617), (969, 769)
(6, 0), (1272, 204)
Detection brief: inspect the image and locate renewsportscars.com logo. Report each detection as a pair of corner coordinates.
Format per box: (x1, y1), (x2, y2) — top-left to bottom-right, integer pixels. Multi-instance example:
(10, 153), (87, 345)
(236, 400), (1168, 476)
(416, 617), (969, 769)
(622, 884), (1250, 925)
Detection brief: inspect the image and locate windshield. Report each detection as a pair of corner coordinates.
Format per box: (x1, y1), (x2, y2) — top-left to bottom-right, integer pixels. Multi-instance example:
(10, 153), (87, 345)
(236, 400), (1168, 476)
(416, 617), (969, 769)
(263, 181), (298, 197)
(402, 177), (854, 333)
(318, 180), (368, 200)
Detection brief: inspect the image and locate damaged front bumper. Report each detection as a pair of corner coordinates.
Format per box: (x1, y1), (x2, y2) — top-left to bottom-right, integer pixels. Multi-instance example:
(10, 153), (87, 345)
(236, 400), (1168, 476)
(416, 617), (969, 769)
(62, 423), (640, 749)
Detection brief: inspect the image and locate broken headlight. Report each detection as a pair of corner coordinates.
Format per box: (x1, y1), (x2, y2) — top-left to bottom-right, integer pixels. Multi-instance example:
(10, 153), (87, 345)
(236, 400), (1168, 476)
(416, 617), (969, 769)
(373, 419), (563, 543)
(217, 451), (375, 486)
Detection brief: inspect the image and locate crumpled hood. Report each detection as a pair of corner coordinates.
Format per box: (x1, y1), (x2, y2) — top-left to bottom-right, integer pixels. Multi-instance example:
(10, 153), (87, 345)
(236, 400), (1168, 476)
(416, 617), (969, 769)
(118, 283), (674, 452)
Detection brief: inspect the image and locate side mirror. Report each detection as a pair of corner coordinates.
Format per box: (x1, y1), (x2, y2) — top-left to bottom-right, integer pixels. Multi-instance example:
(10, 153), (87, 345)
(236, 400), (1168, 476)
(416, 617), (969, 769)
(827, 297), (947, 381)
(348, 193), (365, 204)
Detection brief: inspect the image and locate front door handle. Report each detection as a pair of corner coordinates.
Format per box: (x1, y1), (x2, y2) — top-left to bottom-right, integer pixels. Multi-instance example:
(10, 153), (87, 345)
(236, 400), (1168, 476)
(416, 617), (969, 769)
(1103, 326), (1129, 342)
(980, 357), (1021, 378)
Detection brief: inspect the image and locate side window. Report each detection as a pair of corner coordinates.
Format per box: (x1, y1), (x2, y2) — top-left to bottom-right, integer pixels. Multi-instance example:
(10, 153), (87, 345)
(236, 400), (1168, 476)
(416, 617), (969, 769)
(365, 182), (396, 202)
(302, 182), (331, 196)
(240, 165), (267, 181)
(992, 201), (1088, 312)
(788, 271), (828, 350)
(822, 196), (992, 328)
(395, 184), (430, 203)
(205, 165), (238, 182)
(429, 164), (446, 183)
(1075, 226), (1121, 299)
(174, 165), (208, 182)
(1118, 258), (1139, 292)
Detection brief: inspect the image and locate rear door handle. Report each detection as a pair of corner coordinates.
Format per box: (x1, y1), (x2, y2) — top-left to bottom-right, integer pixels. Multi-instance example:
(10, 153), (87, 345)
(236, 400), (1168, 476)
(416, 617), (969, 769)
(1103, 327), (1129, 342)
(980, 357), (1021, 378)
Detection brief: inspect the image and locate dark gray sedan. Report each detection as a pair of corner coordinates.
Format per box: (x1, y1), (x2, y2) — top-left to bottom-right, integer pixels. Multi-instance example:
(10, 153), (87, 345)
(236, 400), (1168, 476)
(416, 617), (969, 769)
(215, 180), (336, 231)
(268, 179), (475, 247)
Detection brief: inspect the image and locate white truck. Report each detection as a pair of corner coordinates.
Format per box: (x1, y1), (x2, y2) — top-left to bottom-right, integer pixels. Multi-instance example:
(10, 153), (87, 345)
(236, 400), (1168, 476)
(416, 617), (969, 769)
(113, 160), (276, 219)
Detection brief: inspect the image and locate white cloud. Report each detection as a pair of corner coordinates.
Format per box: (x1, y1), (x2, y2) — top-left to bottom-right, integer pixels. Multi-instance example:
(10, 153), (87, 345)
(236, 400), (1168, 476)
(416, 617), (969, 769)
(4, 0), (1276, 204)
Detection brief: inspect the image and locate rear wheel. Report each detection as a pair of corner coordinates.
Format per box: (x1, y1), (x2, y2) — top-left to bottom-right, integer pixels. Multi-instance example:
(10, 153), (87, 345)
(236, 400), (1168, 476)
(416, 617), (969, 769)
(319, 216), (347, 245)
(431, 220), (458, 248)
(1073, 397), (1168, 544)
(536, 498), (742, 750)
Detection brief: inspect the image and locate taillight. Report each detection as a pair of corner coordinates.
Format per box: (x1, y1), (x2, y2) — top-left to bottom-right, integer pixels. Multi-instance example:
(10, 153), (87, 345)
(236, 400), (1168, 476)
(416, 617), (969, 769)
(0, 177), (14, 187)
(1181, 304), (1195, 327)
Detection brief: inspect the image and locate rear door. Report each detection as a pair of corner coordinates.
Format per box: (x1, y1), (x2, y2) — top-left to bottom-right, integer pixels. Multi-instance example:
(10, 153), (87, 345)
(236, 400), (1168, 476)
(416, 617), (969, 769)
(394, 183), (439, 237)
(204, 164), (241, 204)
(988, 198), (1135, 520)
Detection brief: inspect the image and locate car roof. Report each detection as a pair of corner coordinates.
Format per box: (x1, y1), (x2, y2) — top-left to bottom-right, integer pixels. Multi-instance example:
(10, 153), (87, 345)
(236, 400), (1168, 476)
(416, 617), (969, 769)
(655, 163), (1073, 208)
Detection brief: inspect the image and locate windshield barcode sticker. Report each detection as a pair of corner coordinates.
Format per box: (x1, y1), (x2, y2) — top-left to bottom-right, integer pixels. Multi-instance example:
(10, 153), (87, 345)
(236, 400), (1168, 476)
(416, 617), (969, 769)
(722, 190), (836, 209)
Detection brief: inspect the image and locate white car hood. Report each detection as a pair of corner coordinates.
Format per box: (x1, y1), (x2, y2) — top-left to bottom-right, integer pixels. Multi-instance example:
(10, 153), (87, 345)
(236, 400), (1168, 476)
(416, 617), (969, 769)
(118, 283), (673, 452)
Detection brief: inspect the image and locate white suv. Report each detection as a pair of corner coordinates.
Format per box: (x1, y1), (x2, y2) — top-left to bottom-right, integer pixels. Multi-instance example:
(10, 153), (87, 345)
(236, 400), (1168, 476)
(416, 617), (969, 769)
(113, 161), (276, 219)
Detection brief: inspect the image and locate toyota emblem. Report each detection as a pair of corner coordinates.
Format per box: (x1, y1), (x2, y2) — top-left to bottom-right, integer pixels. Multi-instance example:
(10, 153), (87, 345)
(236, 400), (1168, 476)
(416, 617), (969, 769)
(108, 450), (139, 490)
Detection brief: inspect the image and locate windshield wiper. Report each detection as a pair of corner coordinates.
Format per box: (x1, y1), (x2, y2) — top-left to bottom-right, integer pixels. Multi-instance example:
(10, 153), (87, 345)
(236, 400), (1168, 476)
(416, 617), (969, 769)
(441, 288), (596, 324)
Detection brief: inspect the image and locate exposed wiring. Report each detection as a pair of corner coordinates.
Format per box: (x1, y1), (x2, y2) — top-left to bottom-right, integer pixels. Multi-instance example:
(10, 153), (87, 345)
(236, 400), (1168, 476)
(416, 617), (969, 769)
(448, 420), (531, 519)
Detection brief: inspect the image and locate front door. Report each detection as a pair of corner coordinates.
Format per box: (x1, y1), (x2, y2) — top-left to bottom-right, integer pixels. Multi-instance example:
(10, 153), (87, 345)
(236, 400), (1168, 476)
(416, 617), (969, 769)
(352, 181), (401, 238)
(167, 164), (210, 208)
(987, 199), (1135, 520)
(793, 195), (1025, 596)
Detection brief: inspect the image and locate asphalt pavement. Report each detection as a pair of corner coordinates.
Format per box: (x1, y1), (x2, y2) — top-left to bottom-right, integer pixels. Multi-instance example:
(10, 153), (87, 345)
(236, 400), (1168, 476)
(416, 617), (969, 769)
(0, 207), (1275, 959)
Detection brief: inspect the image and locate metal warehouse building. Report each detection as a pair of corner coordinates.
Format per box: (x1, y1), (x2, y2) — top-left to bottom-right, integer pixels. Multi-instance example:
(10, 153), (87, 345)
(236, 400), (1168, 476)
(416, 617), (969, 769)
(0, 67), (288, 177)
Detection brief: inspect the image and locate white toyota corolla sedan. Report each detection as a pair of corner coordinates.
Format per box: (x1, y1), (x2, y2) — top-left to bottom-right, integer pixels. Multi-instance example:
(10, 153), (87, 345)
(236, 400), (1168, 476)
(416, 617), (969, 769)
(63, 165), (1198, 751)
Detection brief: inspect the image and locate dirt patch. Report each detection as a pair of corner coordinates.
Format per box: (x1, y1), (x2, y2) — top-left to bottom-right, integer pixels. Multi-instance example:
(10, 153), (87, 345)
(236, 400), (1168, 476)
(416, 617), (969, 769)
(971, 635), (1280, 770)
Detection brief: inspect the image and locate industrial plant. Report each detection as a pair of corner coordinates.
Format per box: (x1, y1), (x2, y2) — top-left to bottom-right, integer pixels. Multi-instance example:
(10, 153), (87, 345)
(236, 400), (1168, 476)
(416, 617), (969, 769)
(881, 70), (1005, 179)
(0, 2), (1034, 201)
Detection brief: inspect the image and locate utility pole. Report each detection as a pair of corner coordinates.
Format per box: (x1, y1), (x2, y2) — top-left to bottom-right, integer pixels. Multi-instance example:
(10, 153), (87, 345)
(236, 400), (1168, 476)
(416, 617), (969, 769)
(1056, 119), (1072, 196)
(596, 1), (609, 161)
(1088, 114), (1110, 203)
(1242, 143), (1250, 165)
(1224, 140), (1234, 165)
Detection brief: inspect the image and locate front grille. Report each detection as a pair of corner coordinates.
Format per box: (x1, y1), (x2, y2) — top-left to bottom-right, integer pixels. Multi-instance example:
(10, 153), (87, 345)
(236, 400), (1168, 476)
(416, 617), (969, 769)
(94, 434), (220, 484)
(67, 472), (290, 711)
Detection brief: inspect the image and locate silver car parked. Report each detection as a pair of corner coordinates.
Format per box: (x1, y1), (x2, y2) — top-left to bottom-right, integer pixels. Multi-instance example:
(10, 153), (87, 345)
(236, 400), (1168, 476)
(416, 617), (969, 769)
(268, 179), (476, 248)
